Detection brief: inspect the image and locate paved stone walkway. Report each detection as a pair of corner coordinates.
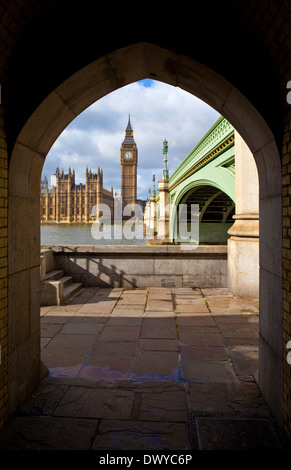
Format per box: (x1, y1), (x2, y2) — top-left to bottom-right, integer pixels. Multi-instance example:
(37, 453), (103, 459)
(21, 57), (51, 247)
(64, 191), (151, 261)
(0, 287), (284, 450)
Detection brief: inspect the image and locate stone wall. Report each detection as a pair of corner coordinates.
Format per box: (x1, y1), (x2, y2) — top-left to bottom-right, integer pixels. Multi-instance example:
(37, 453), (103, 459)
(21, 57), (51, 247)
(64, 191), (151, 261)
(0, 104), (8, 428)
(1, 0), (290, 441)
(282, 107), (291, 440)
(48, 245), (228, 289)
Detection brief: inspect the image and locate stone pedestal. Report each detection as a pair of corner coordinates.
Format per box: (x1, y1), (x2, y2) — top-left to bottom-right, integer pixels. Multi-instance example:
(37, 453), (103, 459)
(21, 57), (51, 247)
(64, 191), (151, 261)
(157, 178), (170, 241)
(143, 200), (150, 234)
(227, 131), (259, 298)
(228, 215), (259, 298)
(148, 195), (156, 238)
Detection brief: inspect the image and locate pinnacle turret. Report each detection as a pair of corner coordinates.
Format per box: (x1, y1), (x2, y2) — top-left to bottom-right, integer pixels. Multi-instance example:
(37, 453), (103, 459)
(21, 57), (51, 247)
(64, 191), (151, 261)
(123, 113), (135, 145)
(126, 113), (133, 131)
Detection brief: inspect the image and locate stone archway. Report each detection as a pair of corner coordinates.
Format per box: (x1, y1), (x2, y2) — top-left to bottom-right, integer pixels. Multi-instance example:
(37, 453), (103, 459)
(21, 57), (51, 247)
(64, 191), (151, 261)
(8, 42), (282, 425)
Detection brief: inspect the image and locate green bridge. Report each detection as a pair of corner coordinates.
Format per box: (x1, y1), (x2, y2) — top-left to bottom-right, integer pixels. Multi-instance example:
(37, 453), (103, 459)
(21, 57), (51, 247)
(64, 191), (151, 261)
(152, 116), (235, 244)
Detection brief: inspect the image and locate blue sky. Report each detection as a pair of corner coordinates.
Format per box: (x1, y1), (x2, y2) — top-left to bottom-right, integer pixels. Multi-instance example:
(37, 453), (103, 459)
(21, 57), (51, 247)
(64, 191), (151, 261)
(41, 79), (220, 200)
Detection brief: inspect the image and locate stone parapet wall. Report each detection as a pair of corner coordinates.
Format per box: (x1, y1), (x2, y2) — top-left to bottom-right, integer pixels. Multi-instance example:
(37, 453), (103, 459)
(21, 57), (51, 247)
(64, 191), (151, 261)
(46, 245), (228, 289)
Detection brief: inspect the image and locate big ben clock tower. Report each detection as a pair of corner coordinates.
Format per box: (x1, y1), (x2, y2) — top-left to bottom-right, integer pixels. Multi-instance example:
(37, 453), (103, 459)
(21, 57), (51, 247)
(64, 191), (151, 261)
(120, 114), (137, 214)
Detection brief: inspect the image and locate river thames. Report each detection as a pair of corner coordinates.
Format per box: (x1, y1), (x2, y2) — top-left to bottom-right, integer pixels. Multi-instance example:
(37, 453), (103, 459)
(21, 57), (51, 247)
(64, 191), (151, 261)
(40, 223), (148, 246)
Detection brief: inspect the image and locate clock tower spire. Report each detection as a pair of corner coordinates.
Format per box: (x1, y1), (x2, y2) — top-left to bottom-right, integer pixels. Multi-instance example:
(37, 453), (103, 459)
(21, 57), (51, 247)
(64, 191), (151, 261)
(120, 114), (138, 216)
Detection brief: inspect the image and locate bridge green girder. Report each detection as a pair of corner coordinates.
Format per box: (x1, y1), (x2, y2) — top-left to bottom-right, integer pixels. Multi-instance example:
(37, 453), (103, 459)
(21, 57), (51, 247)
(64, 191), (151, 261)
(155, 116), (235, 242)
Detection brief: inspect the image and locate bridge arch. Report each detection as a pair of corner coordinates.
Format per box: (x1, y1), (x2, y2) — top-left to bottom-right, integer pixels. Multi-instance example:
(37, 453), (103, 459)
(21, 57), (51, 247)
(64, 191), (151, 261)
(170, 176), (235, 240)
(8, 42), (282, 427)
(170, 181), (235, 244)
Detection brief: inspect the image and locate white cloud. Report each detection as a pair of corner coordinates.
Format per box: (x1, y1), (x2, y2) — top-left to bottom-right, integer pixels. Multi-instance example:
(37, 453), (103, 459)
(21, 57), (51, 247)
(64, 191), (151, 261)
(42, 80), (220, 199)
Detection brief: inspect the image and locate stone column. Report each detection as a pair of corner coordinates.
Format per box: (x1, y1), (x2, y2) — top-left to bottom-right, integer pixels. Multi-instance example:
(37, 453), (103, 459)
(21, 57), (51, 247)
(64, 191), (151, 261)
(56, 186), (60, 223)
(157, 178), (170, 241)
(67, 184), (71, 223)
(149, 194), (156, 237)
(74, 187), (77, 222)
(80, 186), (83, 221)
(143, 199), (150, 235)
(227, 130), (259, 298)
(85, 170), (89, 223)
(97, 168), (102, 221)
(45, 190), (49, 221)
(53, 188), (56, 221)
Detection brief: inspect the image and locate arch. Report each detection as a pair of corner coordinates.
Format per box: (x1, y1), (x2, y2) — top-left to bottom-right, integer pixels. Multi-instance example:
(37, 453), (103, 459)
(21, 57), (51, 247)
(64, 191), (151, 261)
(170, 160), (235, 206)
(8, 42), (282, 425)
(199, 189), (225, 222)
(170, 182), (235, 244)
(170, 177), (235, 240)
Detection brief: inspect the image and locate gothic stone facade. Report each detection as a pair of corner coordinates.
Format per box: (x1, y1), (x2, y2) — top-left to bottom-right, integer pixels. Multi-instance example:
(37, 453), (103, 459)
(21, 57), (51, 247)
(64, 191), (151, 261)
(40, 166), (114, 223)
(40, 117), (138, 223)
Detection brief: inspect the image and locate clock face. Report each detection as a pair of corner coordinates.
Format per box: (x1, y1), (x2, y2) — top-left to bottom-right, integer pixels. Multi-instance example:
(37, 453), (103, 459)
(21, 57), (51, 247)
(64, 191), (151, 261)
(124, 151), (133, 160)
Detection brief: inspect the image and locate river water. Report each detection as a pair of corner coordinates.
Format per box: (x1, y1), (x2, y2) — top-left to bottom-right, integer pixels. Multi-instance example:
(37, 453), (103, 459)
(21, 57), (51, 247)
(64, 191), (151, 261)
(40, 223), (148, 246)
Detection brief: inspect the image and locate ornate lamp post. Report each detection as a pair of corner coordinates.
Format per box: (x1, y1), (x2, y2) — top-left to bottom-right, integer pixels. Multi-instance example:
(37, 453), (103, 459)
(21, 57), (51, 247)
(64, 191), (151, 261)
(163, 138), (169, 179)
(152, 173), (156, 195)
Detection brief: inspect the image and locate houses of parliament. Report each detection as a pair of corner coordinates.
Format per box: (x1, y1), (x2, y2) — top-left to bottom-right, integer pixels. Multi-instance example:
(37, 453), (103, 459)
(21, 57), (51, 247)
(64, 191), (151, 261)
(40, 116), (144, 223)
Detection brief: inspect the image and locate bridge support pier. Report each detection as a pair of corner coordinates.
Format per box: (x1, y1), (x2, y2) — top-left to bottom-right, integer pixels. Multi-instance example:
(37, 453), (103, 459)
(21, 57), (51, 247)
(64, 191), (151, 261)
(157, 178), (170, 242)
(227, 131), (259, 298)
(148, 194), (157, 238)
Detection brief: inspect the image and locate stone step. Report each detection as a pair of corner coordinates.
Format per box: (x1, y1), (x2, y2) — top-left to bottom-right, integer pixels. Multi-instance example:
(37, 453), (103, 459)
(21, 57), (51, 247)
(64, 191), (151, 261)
(59, 275), (73, 289)
(63, 282), (83, 303)
(46, 269), (65, 281)
(42, 267), (83, 306)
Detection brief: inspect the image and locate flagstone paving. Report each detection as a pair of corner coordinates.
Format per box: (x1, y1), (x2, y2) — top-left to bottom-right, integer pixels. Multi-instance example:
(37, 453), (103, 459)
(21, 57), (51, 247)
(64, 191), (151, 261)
(0, 287), (285, 450)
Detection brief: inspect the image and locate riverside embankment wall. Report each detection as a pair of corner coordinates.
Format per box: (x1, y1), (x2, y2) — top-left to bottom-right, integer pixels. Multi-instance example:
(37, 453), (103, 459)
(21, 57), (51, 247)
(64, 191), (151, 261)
(42, 245), (228, 288)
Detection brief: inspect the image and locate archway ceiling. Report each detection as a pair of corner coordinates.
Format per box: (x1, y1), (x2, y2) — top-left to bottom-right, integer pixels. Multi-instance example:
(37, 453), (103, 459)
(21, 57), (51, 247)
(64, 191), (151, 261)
(2, 0), (286, 152)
